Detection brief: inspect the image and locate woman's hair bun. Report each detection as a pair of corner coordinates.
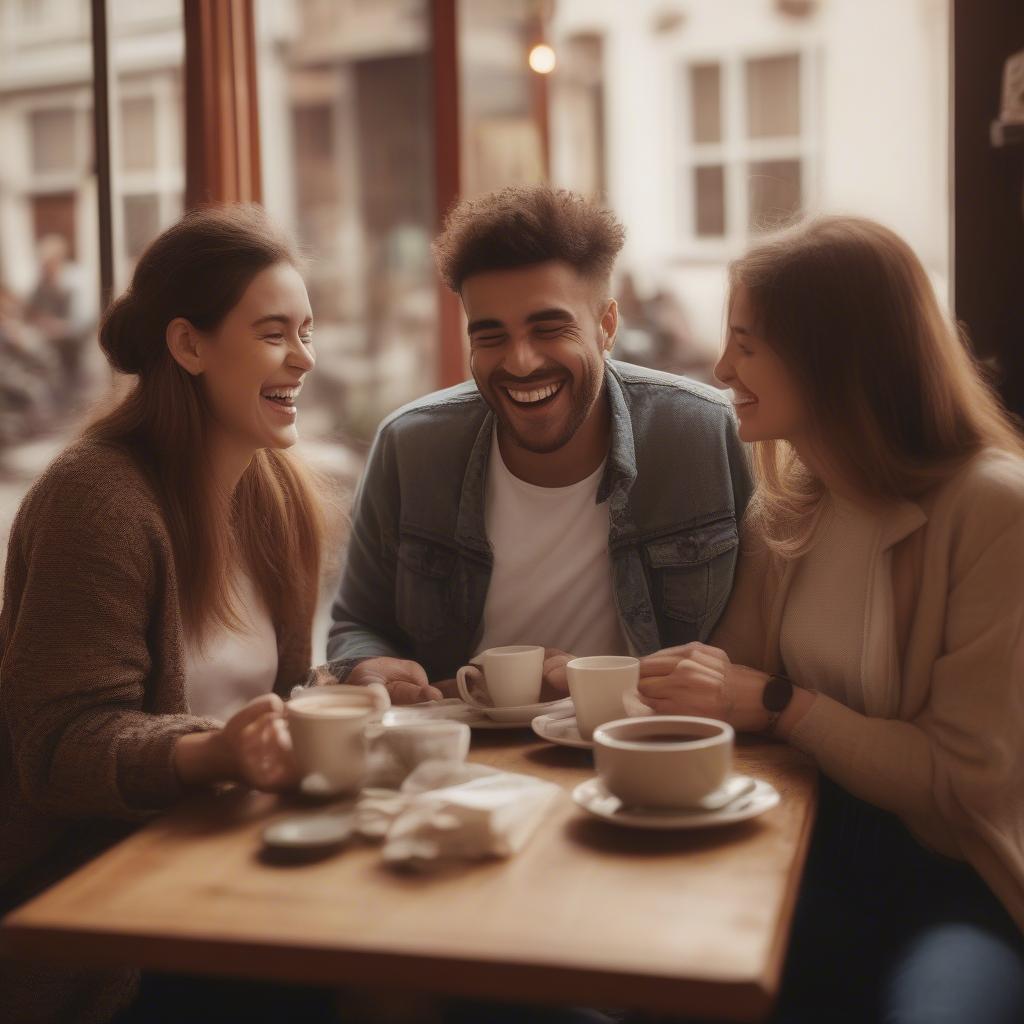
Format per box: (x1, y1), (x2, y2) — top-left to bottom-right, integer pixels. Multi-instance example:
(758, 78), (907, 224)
(99, 291), (147, 375)
(97, 204), (300, 379)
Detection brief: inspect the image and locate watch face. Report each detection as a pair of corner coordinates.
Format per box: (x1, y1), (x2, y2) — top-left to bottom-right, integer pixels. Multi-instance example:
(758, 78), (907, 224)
(763, 675), (794, 713)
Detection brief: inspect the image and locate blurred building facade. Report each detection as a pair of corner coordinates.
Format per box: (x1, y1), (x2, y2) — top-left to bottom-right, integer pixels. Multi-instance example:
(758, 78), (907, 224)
(0, 0), (950, 446)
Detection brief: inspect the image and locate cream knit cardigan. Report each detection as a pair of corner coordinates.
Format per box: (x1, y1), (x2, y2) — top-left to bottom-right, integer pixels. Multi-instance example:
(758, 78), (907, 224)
(713, 447), (1024, 931)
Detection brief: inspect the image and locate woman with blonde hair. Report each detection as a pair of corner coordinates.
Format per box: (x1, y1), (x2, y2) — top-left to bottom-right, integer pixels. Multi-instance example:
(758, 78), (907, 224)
(0, 205), (331, 1022)
(638, 216), (1024, 1022)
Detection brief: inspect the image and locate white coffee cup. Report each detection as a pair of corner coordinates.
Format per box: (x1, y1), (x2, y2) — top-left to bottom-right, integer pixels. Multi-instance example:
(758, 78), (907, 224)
(565, 655), (640, 740)
(593, 715), (734, 808)
(456, 645), (544, 708)
(287, 696), (374, 796)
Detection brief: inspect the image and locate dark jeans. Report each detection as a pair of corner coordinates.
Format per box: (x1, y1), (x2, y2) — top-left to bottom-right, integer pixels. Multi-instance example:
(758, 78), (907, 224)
(771, 777), (1024, 1024)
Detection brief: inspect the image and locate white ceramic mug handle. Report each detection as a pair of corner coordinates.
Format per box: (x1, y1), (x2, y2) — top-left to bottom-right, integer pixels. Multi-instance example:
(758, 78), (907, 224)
(456, 664), (486, 708)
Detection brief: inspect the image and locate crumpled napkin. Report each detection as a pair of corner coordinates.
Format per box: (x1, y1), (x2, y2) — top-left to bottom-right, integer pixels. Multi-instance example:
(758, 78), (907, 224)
(355, 760), (561, 872)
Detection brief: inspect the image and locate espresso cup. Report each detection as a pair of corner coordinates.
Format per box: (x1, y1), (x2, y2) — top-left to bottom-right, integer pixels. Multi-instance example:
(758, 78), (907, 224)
(286, 696), (374, 796)
(565, 655), (640, 740)
(593, 715), (734, 809)
(456, 645), (544, 708)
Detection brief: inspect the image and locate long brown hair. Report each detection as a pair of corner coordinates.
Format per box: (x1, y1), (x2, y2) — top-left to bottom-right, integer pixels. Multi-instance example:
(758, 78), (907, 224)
(87, 204), (325, 642)
(730, 215), (1023, 556)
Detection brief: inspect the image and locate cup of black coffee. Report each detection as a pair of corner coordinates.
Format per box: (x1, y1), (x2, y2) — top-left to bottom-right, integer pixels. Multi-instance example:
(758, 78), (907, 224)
(592, 716), (734, 808)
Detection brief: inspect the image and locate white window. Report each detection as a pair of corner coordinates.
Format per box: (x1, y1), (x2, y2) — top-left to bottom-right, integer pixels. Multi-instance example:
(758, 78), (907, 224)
(679, 50), (816, 251)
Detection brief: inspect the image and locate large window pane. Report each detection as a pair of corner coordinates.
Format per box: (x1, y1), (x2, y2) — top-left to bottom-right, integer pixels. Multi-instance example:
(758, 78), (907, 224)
(256, 0), (438, 445)
(0, 0), (100, 461)
(110, 1), (185, 289)
(459, 0), (546, 199)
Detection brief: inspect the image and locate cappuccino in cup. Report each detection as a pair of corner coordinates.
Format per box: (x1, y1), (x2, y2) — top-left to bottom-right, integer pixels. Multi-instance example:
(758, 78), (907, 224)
(287, 696), (373, 796)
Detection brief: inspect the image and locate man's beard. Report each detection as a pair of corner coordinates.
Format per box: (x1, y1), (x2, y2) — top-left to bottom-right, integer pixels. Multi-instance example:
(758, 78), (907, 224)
(483, 363), (604, 455)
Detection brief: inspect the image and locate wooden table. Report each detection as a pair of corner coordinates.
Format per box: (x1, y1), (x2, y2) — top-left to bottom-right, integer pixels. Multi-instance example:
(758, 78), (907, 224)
(1, 732), (816, 1022)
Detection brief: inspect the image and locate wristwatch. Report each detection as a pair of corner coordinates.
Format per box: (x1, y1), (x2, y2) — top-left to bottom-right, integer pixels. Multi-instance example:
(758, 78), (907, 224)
(762, 673), (794, 734)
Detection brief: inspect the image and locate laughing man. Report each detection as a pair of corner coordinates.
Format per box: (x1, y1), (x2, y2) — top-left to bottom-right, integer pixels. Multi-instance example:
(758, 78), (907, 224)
(325, 186), (751, 704)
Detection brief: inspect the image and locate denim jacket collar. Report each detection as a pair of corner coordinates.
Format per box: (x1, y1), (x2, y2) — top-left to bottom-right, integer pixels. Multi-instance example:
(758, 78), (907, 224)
(600, 362), (640, 544)
(453, 360), (640, 558)
(455, 409), (494, 557)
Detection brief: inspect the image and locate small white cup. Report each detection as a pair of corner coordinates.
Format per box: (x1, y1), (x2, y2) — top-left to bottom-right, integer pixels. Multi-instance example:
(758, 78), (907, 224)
(565, 655), (640, 740)
(593, 715), (734, 809)
(287, 696), (374, 796)
(456, 645), (544, 708)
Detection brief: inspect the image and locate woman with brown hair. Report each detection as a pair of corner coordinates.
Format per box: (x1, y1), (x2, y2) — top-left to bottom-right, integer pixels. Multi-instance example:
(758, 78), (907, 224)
(638, 216), (1024, 1022)
(0, 204), (328, 1022)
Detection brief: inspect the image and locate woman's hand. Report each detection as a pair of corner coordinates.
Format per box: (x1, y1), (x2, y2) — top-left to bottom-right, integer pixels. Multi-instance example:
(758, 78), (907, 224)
(637, 642), (772, 733)
(220, 694), (300, 790)
(174, 693), (299, 791)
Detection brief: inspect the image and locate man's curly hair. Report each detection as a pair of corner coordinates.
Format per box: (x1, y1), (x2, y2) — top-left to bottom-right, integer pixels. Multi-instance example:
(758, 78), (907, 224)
(432, 185), (626, 293)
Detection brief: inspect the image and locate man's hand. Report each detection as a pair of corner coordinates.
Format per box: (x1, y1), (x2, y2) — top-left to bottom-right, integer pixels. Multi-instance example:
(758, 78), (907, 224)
(347, 657), (443, 705)
(541, 648), (575, 697)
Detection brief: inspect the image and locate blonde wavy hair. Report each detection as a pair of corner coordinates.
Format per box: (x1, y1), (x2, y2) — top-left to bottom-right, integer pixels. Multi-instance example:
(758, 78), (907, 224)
(730, 216), (1023, 558)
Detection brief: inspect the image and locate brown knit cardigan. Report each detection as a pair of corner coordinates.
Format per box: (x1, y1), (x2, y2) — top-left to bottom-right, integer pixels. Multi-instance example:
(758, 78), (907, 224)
(0, 440), (314, 1023)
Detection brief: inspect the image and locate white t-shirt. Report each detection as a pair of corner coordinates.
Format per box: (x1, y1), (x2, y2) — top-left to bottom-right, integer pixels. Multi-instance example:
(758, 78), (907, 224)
(184, 567), (279, 723)
(475, 428), (629, 658)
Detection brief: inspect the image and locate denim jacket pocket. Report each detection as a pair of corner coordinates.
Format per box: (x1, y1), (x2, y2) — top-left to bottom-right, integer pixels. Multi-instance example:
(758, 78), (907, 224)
(644, 518), (738, 626)
(395, 535), (457, 641)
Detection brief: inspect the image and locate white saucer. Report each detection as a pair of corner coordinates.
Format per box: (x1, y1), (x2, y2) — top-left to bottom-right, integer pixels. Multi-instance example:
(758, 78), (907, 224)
(383, 698), (570, 730)
(531, 705), (593, 749)
(262, 812), (355, 851)
(572, 775), (779, 830)
(463, 695), (573, 726)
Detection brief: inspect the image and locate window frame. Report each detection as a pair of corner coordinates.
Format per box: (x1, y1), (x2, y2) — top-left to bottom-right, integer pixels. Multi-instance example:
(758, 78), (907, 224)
(674, 42), (821, 261)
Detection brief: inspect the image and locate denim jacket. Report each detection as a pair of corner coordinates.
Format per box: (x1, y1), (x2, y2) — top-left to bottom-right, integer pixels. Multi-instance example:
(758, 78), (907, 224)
(327, 360), (752, 681)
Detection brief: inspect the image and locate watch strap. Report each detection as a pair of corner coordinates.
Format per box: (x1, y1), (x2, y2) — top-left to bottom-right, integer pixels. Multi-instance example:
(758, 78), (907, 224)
(762, 673), (794, 734)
